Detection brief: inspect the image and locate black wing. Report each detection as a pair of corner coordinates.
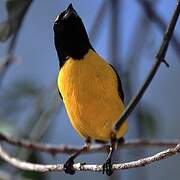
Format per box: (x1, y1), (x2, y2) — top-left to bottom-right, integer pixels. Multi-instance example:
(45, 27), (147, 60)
(109, 64), (124, 102)
(57, 87), (63, 101)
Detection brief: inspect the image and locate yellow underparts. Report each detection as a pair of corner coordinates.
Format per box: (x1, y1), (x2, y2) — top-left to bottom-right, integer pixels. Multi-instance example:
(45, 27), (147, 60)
(57, 49), (128, 141)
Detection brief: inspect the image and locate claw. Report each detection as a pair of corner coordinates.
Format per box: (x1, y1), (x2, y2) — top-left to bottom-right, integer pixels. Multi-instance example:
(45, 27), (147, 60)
(63, 142), (90, 175)
(102, 135), (118, 176)
(102, 158), (114, 176)
(64, 156), (76, 175)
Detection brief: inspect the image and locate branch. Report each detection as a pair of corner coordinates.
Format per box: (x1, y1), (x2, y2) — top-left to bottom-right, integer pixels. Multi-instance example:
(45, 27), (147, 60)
(0, 0), (33, 84)
(15, 91), (60, 162)
(0, 133), (179, 154)
(0, 143), (180, 172)
(139, 0), (180, 57)
(114, 0), (180, 131)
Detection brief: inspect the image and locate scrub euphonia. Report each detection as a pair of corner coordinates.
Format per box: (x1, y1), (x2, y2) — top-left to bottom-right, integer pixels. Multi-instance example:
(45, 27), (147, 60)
(54, 4), (128, 176)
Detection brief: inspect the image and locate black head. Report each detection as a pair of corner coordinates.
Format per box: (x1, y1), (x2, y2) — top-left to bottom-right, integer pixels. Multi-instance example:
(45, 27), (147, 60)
(54, 4), (92, 67)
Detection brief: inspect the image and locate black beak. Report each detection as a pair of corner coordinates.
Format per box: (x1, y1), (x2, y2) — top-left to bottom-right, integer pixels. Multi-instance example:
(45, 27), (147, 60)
(63, 3), (77, 20)
(67, 3), (74, 11)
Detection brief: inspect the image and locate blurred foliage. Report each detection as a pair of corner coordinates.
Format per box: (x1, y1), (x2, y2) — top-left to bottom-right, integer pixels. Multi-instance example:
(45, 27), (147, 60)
(0, 78), (59, 179)
(0, 78), (59, 138)
(21, 153), (46, 180)
(0, 79), (45, 138)
(0, 0), (32, 42)
(0, 157), (4, 166)
(0, 79), (44, 117)
(137, 105), (158, 137)
(0, 121), (16, 135)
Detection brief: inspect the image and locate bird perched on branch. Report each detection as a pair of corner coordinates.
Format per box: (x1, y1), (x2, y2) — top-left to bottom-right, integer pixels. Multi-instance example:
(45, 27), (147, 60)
(54, 4), (128, 176)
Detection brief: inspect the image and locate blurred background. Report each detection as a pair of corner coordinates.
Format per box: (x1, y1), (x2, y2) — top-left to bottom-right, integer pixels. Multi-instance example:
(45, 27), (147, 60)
(0, 0), (180, 179)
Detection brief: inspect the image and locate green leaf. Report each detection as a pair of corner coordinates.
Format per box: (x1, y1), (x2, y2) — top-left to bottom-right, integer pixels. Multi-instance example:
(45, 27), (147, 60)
(0, 0), (32, 42)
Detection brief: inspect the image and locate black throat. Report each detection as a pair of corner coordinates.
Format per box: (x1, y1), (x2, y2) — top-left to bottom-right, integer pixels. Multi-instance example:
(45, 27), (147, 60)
(54, 4), (94, 68)
(54, 30), (92, 68)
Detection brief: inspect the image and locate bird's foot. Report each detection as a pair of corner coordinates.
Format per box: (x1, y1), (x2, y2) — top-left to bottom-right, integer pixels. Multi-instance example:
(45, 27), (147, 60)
(102, 157), (113, 176)
(64, 156), (76, 175)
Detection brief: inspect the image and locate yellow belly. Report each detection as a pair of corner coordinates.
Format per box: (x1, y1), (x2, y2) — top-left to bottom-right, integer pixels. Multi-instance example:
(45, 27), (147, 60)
(57, 49), (128, 141)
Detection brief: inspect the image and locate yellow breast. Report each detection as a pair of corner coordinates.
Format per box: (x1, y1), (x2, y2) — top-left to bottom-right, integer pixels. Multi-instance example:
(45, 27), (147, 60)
(57, 49), (128, 141)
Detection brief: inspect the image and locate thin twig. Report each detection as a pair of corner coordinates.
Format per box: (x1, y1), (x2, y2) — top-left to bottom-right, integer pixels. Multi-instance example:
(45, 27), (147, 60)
(89, 1), (108, 43)
(0, 143), (180, 172)
(114, 0), (180, 131)
(110, 0), (119, 65)
(0, 133), (179, 154)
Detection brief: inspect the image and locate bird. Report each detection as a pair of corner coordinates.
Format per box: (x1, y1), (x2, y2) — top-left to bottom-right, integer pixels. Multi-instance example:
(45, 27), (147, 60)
(54, 4), (128, 176)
